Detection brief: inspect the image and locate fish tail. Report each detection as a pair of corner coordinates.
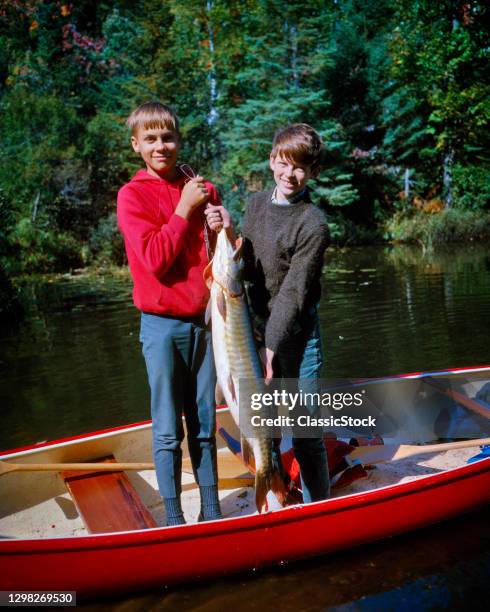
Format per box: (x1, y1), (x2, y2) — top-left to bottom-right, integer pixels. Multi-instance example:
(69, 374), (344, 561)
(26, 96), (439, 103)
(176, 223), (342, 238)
(255, 466), (290, 511)
(254, 469), (270, 513)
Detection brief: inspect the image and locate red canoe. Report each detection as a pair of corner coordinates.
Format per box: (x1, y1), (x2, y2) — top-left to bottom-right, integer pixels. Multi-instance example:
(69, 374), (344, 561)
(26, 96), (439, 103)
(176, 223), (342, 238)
(1, 366), (490, 599)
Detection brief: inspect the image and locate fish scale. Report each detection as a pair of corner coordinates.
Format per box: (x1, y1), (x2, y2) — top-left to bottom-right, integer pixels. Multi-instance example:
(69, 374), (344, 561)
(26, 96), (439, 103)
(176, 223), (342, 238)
(224, 292), (273, 472)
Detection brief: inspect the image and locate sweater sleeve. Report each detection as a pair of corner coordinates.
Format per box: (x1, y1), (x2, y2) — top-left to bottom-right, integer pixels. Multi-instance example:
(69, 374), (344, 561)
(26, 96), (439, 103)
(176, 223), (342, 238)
(265, 223), (328, 353)
(241, 200), (269, 341)
(117, 185), (189, 278)
(241, 202), (254, 282)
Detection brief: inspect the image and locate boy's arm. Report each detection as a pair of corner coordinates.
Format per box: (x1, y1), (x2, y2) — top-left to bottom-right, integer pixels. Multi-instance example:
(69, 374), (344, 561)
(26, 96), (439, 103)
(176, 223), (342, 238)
(117, 181), (207, 277)
(265, 224), (328, 355)
(241, 205), (269, 340)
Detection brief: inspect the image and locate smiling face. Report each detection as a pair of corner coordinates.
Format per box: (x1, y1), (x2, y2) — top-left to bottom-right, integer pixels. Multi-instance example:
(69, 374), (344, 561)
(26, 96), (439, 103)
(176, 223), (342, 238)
(269, 153), (314, 201)
(131, 125), (180, 179)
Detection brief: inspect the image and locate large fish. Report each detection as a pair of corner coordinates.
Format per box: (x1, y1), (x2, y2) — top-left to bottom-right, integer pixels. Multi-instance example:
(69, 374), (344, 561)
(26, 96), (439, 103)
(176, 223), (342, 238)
(204, 229), (285, 512)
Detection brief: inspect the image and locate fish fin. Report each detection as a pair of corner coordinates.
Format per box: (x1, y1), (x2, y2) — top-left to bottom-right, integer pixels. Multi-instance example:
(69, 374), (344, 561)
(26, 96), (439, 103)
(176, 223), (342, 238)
(203, 261), (213, 289)
(270, 469), (289, 507)
(233, 237), (243, 262)
(204, 299), (212, 325)
(227, 374), (236, 403)
(217, 288), (227, 320)
(215, 382), (226, 406)
(240, 436), (255, 472)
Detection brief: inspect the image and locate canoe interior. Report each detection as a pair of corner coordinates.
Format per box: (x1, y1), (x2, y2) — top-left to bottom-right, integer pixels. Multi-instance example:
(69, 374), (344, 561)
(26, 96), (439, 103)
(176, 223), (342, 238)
(0, 417), (259, 539)
(1, 368), (489, 541)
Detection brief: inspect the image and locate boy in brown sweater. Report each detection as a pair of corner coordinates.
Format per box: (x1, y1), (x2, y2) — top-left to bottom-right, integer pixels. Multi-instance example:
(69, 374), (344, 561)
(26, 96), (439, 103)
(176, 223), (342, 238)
(206, 124), (330, 502)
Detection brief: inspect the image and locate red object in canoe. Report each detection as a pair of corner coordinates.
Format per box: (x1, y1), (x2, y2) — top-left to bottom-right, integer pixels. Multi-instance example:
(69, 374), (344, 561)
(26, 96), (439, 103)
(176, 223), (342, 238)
(1, 366), (490, 599)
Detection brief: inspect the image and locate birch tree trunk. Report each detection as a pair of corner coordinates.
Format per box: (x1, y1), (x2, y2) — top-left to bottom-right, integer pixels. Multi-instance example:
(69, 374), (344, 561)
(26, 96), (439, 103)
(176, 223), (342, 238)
(443, 148), (455, 209)
(206, 0), (218, 126)
(404, 168), (411, 199)
(285, 21), (299, 89)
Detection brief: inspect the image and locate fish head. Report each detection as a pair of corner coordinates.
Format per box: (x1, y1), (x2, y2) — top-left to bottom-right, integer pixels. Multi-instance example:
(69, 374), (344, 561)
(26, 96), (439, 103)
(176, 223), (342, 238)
(211, 230), (244, 295)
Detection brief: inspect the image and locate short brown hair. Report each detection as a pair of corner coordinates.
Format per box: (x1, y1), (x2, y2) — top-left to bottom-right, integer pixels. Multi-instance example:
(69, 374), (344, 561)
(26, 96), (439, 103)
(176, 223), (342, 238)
(126, 101), (180, 136)
(271, 123), (323, 170)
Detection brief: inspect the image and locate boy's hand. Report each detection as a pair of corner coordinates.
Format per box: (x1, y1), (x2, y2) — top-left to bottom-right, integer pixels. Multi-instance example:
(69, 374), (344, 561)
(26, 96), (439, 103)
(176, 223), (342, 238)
(205, 204), (237, 243)
(175, 176), (209, 219)
(259, 347), (275, 385)
(204, 204), (232, 231)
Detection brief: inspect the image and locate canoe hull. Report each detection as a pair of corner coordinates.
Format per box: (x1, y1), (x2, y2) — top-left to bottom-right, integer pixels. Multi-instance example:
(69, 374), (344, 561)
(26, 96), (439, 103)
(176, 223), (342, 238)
(2, 365), (490, 599)
(1, 454), (490, 598)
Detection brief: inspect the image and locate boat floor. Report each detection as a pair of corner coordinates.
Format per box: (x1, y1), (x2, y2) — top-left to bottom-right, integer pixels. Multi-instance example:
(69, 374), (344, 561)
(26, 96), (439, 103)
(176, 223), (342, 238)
(0, 445), (480, 540)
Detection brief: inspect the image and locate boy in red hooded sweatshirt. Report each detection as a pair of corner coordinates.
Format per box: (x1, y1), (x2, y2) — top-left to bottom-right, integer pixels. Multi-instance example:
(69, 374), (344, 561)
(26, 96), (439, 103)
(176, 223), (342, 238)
(117, 102), (222, 525)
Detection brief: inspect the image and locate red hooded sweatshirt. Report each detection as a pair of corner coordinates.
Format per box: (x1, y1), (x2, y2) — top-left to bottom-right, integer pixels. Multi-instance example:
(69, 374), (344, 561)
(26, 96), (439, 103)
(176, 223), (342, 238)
(117, 169), (220, 317)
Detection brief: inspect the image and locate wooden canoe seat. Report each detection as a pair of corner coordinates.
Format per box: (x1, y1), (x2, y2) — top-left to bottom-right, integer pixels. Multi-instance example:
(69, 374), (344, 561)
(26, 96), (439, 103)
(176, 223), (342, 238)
(61, 456), (157, 534)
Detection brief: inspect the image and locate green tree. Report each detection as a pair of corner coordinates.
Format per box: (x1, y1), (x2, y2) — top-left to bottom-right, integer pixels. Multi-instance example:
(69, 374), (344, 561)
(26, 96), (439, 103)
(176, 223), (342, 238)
(384, 0), (490, 208)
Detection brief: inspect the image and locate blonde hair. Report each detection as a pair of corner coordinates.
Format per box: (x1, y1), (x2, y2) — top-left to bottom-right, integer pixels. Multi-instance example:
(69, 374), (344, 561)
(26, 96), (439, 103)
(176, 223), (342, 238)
(126, 101), (180, 136)
(271, 123), (323, 170)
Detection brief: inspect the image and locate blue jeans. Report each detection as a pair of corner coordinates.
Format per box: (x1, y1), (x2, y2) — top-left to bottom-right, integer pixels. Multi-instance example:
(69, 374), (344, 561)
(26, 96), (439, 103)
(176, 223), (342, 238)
(275, 309), (330, 503)
(139, 313), (218, 499)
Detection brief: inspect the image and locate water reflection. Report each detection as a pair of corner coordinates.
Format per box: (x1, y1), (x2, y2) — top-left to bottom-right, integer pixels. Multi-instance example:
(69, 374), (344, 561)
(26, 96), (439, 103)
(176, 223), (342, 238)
(320, 244), (490, 379)
(1, 244), (489, 450)
(0, 275), (149, 449)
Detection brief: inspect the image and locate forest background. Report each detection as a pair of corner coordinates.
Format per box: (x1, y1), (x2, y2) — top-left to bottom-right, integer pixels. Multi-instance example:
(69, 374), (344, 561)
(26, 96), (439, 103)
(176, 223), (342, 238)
(0, 0), (489, 290)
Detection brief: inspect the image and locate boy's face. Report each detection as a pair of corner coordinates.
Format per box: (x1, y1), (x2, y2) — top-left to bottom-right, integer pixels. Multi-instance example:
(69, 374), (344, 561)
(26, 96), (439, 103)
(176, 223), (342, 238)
(269, 154), (315, 201)
(131, 125), (180, 179)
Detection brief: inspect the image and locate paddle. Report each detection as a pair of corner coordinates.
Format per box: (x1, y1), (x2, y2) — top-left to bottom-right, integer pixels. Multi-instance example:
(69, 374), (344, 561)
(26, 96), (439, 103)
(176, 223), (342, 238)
(2, 437), (489, 478)
(182, 451), (248, 479)
(182, 476), (254, 491)
(348, 436), (490, 464)
(0, 459), (254, 489)
(0, 461), (154, 476)
(424, 376), (490, 420)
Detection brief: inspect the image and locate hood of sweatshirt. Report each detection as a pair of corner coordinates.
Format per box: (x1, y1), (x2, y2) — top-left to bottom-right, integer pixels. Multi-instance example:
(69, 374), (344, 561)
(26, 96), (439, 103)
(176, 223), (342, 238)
(130, 168), (187, 187)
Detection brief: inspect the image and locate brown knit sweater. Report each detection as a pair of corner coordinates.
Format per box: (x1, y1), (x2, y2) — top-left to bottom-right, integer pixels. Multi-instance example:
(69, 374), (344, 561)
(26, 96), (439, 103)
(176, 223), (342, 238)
(241, 188), (329, 353)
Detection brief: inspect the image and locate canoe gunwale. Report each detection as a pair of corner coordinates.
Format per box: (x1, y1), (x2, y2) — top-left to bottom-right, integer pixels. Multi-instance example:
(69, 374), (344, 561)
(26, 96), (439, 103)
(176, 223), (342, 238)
(0, 420), (153, 459)
(2, 365), (489, 459)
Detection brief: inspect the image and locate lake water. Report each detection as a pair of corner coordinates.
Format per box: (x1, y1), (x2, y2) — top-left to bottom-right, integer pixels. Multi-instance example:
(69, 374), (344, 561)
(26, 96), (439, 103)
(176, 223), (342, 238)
(1, 243), (489, 609)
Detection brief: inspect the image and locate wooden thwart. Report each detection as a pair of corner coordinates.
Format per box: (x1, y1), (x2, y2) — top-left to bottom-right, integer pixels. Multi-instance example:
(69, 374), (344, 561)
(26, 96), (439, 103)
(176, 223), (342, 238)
(61, 456), (157, 534)
(182, 450), (250, 479)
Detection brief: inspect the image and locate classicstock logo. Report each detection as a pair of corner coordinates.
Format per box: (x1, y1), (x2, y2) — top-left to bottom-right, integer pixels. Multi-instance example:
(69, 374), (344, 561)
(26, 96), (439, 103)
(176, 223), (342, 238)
(239, 379), (378, 438)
